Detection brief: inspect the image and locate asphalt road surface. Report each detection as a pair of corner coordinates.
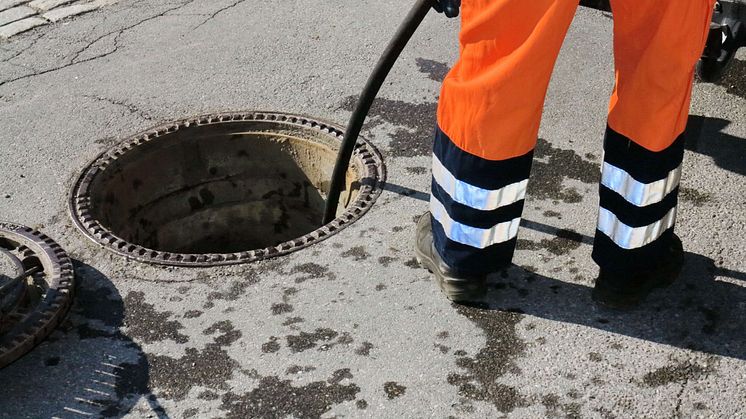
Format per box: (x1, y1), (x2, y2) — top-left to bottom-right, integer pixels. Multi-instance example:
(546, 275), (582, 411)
(1, 1), (745, 417)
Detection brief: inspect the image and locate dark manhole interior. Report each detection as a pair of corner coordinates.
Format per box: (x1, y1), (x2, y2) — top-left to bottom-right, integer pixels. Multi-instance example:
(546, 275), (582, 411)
(70, 112), (385, 266)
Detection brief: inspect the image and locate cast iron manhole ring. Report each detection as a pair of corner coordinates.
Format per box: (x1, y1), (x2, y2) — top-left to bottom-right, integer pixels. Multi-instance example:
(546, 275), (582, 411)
(69, 111), (386, 267)
(0, 223), (75, 369)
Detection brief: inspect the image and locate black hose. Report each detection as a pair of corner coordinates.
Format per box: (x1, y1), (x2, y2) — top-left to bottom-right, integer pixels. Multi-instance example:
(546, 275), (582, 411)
(322, 0), (435, 224)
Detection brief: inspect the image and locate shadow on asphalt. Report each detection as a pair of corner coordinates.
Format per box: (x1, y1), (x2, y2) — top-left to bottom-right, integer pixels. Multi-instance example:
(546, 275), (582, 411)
(0, 261), (166, 418)
(471, 253), (746, 361)
(686, 115), (746, 176)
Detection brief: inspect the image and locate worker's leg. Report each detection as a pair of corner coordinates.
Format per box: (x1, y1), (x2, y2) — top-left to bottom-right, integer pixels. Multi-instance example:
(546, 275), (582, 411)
(593, 0), (715, 273)
(432, 0), (579, 275)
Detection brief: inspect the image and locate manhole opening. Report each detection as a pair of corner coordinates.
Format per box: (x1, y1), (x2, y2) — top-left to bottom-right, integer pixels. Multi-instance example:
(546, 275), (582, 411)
(70, 112), (385, 266)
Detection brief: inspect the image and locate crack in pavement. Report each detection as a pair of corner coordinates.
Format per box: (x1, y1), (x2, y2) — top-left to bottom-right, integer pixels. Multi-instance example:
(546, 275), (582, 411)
(83, 94), (153, 120)
(191, 0), (246, 32)
(0, 0), (202, 89)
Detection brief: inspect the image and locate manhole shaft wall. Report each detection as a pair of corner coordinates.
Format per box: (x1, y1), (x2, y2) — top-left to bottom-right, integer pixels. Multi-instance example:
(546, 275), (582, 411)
(69, 111), (386, 267)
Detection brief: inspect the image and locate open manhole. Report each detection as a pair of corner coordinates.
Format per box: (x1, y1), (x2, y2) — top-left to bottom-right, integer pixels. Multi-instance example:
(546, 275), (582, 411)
(0, 223), (74, 369)
(70, 112), (385, 267)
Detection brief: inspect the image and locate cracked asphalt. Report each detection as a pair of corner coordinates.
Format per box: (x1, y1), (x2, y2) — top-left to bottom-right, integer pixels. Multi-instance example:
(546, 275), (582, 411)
(1, 1), (745, 417)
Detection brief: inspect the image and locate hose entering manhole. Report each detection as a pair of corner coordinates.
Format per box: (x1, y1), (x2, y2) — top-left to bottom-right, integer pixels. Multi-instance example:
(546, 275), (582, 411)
(70, 113), (385, 267)
(70, 1), (436, 266)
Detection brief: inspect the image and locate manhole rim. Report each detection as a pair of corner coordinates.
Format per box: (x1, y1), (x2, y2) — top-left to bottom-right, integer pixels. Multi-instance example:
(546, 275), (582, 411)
(68, 110), (387, 267)
(0, 222), (75, 369)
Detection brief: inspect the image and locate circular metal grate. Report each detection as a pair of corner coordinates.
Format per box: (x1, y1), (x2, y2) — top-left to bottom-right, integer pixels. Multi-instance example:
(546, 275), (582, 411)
(69, 111), (386, 267)
(0, 223), (75, 369)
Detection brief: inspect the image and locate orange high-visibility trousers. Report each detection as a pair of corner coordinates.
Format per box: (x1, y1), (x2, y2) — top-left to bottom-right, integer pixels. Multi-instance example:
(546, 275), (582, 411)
(430, 0), (715, 275)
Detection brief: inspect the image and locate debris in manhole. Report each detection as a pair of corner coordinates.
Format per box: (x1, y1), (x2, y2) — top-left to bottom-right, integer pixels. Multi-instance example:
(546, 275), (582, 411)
(0, 223), (75, 369)
(70, 112), (385, 267)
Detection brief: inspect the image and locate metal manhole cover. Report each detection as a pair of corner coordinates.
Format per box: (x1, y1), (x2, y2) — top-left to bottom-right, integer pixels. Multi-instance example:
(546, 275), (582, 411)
(0, 223), (75, 369)
(69, 111), (386, 267)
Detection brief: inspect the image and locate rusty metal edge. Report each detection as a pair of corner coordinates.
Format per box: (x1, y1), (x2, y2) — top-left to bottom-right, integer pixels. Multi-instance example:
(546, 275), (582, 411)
(0, 223), (75, 369)
(68, 111), (387, 268)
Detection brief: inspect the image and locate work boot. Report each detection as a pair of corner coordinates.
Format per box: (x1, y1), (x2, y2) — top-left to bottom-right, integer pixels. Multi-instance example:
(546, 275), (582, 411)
(415, 213), (487, 304)
(592, 234), (684, 310)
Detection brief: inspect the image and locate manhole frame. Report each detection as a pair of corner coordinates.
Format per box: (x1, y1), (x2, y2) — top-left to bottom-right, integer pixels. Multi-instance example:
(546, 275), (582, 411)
(69, 111), (387, 267)
(0, 222), (75, 369)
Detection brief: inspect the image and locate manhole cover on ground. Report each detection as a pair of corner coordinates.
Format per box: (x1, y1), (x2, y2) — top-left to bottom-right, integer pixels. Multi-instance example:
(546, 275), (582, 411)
(0, 223), (75, 369)
(70, 112), (386, 267)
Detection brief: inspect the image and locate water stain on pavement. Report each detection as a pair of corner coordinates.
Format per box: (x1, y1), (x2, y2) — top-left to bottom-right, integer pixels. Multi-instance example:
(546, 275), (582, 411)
(123, 291), (189, 344)
(219, 371), (360, 418)
(292, 262), (336, 282)
(449, 305), (528, 413)
(530, 138), (601, 203)
(203, 320), (242, 346)
(262, 337), (281, 353)
(341, 246), (371, 261)
(641, 360), (712, 387)
(147, 324), (241, 400)
(383, 381), (407, 399)
(680, 187), (714, 206)
(286, 328), (341, 353)
(355, 342), (375, 356)
(516, 229), (584, 256)
(341, 95), (437, 157)
(416, 58), (450, 82)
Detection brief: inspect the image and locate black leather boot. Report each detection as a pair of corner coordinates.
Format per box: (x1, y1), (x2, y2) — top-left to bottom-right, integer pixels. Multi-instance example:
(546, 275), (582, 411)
(592, 234), (684, 309)
(415, 213), (487, 303)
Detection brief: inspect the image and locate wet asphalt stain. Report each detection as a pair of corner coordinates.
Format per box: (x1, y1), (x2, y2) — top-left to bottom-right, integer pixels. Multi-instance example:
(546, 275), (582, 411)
(147, 325), (241, 400)
(207, 278), (256, 303)
(515, 229), (583, 256)
(588, 352), (603, 362)
(199, 390), (220, 400)
(184, 310), (203, 319)
(416, 58), (450, 82)
(357, 400), (369, 409)
(341, 246), (371, 261)
(375, 283), (387, 291)
(219, 371), (360, 419)
(282, 316), (305, 326)
(435, 343), (450, 354)
(406, 166), (428, 175)
(404, 258), (420, 269)
(123, 291), (189, 344)
(680, 187), (713, 206)
(262, 337), (281, 353)
(355, 342), (375, 356)
(378, 256), (398, 267)
(286, 328), (343, 353)
(713, 58), (746, 100)
(341, 95), (437, 157)
(272, 303), (294, 315)
(641, 361), (712, 387)
(529, 138), (601, 203)
(292, 262), (335, 282)
(183, 407), (199, 417)
(449, 305), (528, 413)
(383, 382), (407, 399)
(541, 394), (582, 419)
(286, 365), (316, 375)
(543, 210), (562, 219)
(203, 320), (242, 346)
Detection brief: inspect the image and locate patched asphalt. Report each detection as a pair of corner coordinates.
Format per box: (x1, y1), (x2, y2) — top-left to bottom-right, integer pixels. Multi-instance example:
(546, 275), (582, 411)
(1, 1), (745, 417)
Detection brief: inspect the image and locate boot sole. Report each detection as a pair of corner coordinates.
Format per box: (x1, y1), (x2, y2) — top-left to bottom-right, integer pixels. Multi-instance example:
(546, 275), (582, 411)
(415, 245), (485, 303)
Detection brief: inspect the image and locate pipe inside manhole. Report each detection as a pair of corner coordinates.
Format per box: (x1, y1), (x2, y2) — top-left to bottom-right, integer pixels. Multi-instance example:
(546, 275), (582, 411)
(70, 112), (385, 266)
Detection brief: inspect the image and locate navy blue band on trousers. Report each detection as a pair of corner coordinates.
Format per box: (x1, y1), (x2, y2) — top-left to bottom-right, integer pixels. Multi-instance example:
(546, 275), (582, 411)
(592, 126), (685, 273)
(430, 127), (533, 275)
